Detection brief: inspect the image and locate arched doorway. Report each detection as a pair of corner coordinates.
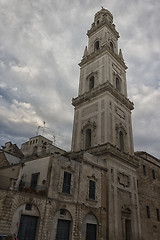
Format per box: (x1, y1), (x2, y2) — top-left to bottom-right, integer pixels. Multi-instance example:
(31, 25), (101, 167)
(82, 213), (98, 240)
(10, 203), (40, 240)
(50, 209), (72, 240)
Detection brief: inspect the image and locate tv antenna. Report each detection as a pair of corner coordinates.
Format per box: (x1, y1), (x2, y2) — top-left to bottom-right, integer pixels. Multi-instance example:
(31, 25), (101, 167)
(36, 121), (49, 136)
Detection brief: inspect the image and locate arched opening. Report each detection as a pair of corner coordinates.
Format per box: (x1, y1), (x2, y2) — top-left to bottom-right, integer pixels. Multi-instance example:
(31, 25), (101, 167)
(89, 76), (94, 90)
(94, 41), (99, 50)
(82, 214), (98, 240)
(110, 42), (114, 52)
(116, 77), (121, 92)
(51, 209), (72, 240)
(10, 203), (40, 239)
(119, 131), (124, 152)
(85, 129), (92, 149)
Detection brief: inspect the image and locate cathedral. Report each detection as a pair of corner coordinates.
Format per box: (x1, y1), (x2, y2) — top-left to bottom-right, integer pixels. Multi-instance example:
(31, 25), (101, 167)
(0, 8), (160, 240)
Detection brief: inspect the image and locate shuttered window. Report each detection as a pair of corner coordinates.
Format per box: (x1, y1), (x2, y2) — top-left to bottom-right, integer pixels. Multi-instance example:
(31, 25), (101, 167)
(62, 172), (71, 194)
(89, 180), (95, 200)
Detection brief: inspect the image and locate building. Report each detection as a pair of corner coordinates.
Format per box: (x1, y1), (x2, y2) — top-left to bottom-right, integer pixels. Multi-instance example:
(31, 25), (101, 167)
(0, 8), (160, 240)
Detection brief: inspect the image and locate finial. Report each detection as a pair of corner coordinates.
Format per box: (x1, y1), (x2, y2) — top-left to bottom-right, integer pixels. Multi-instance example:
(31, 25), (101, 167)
(83, 46), (88, 58)
(101, 6), (104, 9)
(119, 49), (124, 61)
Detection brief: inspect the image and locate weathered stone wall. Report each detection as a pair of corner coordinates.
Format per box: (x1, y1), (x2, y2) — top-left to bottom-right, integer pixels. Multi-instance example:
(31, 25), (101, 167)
(136, 152), (160, 240)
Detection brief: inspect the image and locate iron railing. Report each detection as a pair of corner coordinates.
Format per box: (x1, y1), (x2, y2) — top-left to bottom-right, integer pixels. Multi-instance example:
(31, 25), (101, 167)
(0, 175), (47, 196)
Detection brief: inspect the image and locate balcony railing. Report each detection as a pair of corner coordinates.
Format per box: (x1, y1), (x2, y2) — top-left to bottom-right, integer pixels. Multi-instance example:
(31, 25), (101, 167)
(0, 175), (47, 196)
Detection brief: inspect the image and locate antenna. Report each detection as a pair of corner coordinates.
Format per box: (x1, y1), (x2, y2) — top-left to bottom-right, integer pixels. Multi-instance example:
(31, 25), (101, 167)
(42, 121), (46, 136)
(36, 126), (40, 135)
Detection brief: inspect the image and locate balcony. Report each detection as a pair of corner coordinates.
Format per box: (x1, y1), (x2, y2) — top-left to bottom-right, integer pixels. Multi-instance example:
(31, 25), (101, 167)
(0, 175), (47, 196)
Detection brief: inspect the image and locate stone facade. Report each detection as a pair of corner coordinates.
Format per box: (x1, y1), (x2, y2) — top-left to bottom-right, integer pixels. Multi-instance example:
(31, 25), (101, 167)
(0, 7), (159, 240)
(136, 152), (160, 240)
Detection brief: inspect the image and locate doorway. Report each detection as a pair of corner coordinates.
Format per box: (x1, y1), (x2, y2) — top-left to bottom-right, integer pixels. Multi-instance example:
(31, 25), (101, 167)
(17, 215), (38, 240)
(56, 219), (71, 240)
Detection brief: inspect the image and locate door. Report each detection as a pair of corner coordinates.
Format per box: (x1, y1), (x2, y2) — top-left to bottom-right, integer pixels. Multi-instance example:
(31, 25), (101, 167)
(17, 215), (38, 240)
(125, 219), (131, 240)
(56, 219), (71, 240)
(86, 223), (97, 240)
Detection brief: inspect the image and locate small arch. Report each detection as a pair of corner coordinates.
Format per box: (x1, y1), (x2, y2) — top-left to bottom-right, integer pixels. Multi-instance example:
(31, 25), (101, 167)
(94, 41), (100, 50)
(51, 209), (72, 240)
(10, 203), (40, 238)
(110, 41), (114, 52)
(116, 77), (121, 91)
(82, 213), (98, 240)
(119, 131), (124, 152)
(89, 76), (94, 90)
(85, 129), (92, 149)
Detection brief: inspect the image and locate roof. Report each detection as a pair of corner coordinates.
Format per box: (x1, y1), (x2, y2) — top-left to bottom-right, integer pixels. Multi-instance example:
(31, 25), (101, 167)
(4, 152), (21, 164)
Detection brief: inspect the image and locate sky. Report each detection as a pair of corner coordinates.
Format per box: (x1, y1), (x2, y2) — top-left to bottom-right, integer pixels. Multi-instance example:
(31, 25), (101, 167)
(0, 0), (160, 158)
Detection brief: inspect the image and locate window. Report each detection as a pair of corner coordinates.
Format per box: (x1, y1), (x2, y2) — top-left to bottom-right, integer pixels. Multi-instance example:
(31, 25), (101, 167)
(89, 76), (94, 90)
(60, 209), (67, 215)
(143, 165), (146, 176)
(25, 203), (32, 211)
(146, 206), (150, 218)
(94, 41), (99, 50)
(30, 173), (39, 191)
(62, 171), (71, 194)
(125, 219), (131, 240)
(89, 180), (95, 200)
(110, 42), (114, 52)
(85, 129), (92, 149)
(119, 131), (124, 152)
(116, 77), (121, 91)
(152, 169), (156, 179)
(156, 209), (160, 221)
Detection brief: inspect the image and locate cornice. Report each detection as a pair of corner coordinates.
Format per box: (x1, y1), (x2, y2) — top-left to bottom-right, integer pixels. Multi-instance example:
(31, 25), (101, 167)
(87, 19), (119, 38)
(86, 143), (139, 168)
(72, 81), (134, 111)
(79, 43), (127, 70)
(71, 143), (139, 169)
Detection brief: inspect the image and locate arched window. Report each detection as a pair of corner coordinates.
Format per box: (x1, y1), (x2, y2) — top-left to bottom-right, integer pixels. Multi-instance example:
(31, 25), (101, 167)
(94, 41), (99, 50)
(119, 131), (124, 152)
(110, 42), (114, 52)
(116, 77), (121, 91)
(85, 129), (92, 149)
(89, 76), (94, 90)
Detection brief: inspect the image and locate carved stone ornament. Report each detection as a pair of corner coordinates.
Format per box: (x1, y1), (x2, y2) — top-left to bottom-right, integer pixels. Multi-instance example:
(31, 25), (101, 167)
(117, 172), (130, 188)
(121, 205), (131, 218)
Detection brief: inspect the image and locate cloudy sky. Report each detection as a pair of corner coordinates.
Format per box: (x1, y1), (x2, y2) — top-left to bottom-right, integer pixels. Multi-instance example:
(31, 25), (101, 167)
(0, 0), (160, 158)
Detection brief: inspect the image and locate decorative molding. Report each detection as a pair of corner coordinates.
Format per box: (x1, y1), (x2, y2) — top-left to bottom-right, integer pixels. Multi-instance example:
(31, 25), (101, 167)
(72, 81), (133, 111)
(117, 172), (130, 188)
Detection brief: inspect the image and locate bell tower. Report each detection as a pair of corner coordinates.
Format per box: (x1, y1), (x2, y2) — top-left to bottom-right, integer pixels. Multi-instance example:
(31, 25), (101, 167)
(71, 8), (134, 155)
(71, 9), (141, 240)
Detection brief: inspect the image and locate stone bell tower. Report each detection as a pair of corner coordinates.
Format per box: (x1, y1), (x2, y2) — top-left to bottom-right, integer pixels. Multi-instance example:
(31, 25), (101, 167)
(71, 9), (141, 240)
(72, 8), (134, 155)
